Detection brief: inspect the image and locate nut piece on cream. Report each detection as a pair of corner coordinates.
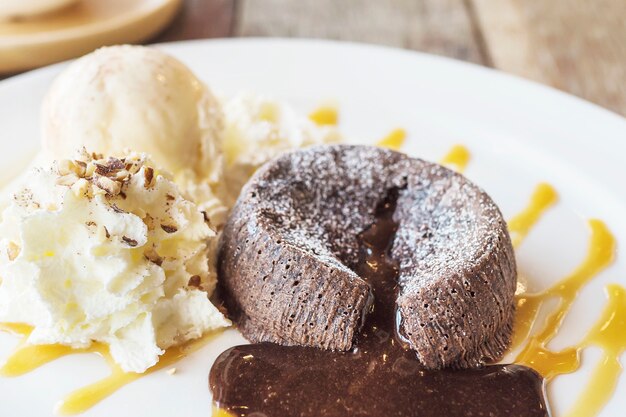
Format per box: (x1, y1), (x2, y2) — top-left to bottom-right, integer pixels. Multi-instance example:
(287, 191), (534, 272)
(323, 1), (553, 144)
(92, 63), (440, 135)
(41, 45), (224, 185)
(0, 150), (230, 373)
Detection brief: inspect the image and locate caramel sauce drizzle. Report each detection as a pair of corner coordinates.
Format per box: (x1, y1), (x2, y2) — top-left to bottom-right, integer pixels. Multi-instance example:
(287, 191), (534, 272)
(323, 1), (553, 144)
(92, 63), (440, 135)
(57, 336), (213, 415)
(508, 183), (558, 248)
(0, 322), (31, 336)
(563, 284), (626, 417)
(376, 128), (406, 151)
(212, 407), (236, 417)
(508, 182), (625, 417)
(440, 144), (470, 173)
(309, 106), (339, 126)
(514, 219), (615, 377)
(0, 322), (217, 415)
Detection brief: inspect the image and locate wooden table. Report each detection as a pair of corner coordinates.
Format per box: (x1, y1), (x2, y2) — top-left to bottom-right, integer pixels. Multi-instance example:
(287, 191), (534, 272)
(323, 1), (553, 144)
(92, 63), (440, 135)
(153, 0), (626, 117)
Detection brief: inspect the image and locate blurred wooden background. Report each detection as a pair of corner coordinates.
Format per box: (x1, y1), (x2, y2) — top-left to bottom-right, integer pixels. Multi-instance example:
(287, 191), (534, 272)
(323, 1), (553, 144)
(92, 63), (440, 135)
(155, 0), (626, 117)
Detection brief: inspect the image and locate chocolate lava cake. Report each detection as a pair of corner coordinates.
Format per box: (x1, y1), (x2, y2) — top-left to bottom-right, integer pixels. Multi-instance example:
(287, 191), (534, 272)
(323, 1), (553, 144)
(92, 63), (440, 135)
(218, 145), (517, 369)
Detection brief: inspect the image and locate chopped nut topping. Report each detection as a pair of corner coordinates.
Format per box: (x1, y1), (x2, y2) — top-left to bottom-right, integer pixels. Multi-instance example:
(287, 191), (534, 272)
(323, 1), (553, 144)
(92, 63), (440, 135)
(143, 213), (156, 231)
(122, 236), (138, 247)
(56, 160), (74, 176)
(107, 157), (125, 171)
(188, 275), (201, 287)
(113, 170), (130, 182)
(57, 159), (86, 177)
(97, 225), (111, 241)
(161, 224), (178, 234)
(94, 163), (112, 176)
(94, 176), (121, 196)
(126, 162), (141, 174)
(56, 151), (152, 201)
(85, 162), (96, 177)
(71, 178), (90, 197)
(144, 248), (163, 266)
(56, 174), (79, 187)
(7, 241), (20, 261)
(202, 211), (213, 227)
(110, 204), (126, 214)
(93, 186), (107, 196)
(143, 167), (154, 188)
(73, 163), (86, 177)
(51, 153), (182, 255)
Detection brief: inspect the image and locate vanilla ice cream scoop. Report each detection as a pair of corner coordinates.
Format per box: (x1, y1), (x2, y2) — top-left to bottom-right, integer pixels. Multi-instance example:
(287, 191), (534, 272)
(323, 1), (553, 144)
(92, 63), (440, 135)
(0, 150), (230, 373)
(41, 45), (223, 185)
(0, 0), (77, 20)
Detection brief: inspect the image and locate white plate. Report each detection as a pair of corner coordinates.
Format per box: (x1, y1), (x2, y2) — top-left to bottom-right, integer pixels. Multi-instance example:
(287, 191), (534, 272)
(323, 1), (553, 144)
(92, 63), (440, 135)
(0, 39), (625, 417)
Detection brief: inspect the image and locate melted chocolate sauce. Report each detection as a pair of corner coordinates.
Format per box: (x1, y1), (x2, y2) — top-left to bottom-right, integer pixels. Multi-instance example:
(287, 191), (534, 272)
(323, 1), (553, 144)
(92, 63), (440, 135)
(210, 191), (549, 417)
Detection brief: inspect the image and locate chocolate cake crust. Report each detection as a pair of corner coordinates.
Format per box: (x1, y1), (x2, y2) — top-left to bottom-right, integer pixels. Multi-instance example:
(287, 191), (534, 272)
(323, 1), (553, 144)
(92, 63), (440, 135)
(218, 144), (517, 369)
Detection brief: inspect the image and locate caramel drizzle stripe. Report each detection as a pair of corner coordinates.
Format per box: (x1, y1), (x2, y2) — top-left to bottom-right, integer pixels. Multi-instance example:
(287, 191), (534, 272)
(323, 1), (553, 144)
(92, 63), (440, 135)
(509, 184), (625, 417)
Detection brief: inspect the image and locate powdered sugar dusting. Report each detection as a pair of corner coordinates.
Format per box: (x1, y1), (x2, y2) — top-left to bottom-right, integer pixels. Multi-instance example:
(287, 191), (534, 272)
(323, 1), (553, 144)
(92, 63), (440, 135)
(242, 145), (506, 281)
(225, 144), (516, 368)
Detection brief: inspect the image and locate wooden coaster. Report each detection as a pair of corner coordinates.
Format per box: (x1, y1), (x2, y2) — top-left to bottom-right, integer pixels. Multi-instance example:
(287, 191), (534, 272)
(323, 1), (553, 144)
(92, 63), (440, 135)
(0, 0), (182, 73)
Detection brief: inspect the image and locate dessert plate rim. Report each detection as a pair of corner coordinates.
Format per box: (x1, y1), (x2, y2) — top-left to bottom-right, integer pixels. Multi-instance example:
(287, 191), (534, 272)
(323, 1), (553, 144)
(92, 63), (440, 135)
(0, 38), (625, 417)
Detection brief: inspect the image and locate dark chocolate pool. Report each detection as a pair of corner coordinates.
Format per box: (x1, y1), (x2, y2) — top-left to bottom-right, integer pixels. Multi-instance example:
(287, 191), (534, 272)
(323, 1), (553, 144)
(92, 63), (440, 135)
(210, 190), (549, 417)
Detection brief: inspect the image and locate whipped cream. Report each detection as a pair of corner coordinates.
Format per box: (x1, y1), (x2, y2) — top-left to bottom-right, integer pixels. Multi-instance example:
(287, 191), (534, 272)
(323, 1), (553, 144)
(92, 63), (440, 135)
(0, 151), (230, 373)
(219, 93), (341, 205)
